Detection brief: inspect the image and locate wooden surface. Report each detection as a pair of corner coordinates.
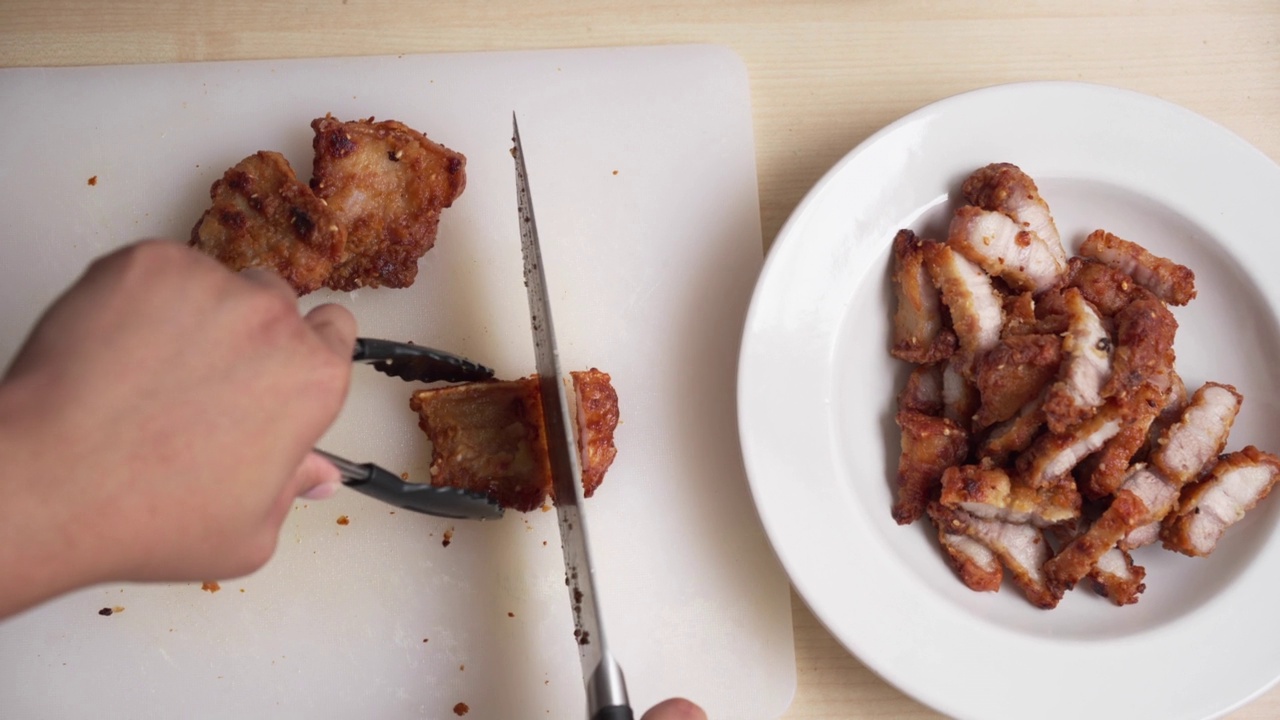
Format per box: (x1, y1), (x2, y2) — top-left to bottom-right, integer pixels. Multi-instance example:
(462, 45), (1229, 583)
(3, 2), (1278, 718)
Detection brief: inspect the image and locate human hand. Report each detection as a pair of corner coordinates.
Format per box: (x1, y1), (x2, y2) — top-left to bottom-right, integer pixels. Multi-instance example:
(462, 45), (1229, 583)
(0, 240), (355, 617)
(641, 698), (707, 720)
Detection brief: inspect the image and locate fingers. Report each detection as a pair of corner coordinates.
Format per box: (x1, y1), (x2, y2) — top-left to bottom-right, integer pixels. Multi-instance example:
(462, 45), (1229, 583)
(304, 303), (358, 358)
(239, 267), (299, 301)
(640, 699), (707, 720)
(293, 451), (343, 500)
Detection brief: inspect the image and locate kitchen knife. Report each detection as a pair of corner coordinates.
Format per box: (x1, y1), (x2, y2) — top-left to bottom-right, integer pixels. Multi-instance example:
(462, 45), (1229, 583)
(512, 115), (634, 720)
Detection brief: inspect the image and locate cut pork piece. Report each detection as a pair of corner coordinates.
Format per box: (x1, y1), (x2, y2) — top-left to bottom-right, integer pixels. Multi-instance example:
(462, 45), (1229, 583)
(890, 229), (957, 363)
(948, 206), (1064, 294)
(1162, 446), (1280, 557)
(1079, 229), (1196, 306)
(925, 243), (1004, 378)
(961, 162), (1068, 268)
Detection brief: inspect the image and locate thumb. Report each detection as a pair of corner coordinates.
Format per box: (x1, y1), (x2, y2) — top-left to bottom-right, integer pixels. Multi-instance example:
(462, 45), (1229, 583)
(294, 451), (343, 500)
(641, 699), (707, 720)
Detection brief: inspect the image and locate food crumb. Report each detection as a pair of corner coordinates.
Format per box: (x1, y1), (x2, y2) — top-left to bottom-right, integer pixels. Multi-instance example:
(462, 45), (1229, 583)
(239, 588), (245, 593)
(400, 471), (409, 480)
(611, 170), (618, 176)
(442, 528), (454, 547)
(337, 515), (350, 526)
(98, 607), (113, 616)
(201, 581), (220, 593)
(540, 505), (551, 513)
(459, 664), (465, 671)
(453, 702), (470, 716)
(542, 541), (547, 546)
(507, 612), (515, 618)
(422, 638), (429, 643)
(87, 175), (98, 186)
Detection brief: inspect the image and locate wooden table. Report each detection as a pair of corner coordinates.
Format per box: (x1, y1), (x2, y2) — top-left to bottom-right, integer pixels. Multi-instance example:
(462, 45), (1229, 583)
(3, 2), (1277, 717)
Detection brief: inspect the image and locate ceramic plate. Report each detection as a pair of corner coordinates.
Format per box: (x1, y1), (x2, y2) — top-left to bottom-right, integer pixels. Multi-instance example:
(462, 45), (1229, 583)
(738, 82), (1280, 720)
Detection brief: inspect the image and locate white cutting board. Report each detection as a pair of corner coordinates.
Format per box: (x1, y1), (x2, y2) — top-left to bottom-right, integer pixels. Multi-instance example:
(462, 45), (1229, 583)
(0, 46), (795, 719)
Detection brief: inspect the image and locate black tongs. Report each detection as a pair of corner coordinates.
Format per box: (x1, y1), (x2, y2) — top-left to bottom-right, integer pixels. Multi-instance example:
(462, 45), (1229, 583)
(315, 338), (504, 521)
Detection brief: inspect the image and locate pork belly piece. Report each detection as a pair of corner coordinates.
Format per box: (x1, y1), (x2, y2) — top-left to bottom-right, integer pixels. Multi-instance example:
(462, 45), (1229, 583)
(973, 333), (1061, 430)
(893, 411), (969, 525)
(898, 364), (944, 416)
(979, 389), (1048, 462)
(1042, 288), (1112, 434)
(1119, 521), (1161, 551)
(410, 377), (551, 512)
(1016, 390), (1155, 488)
(1065, 256), (1138, 317)
(942, 360), (980, 431)
(939, 464), (1080, 527)
(1150, 382), (1243, 486)
(961, 162), (1067, 268)
(931, 513), (1004, 592)
(1101, 289), (1178, 403)
(189, 150), (347, 295)
(1080, 229), (1196, 306)
(1162, 447), (1280, 557)
(928, 503), (1061, 609)
(571, 369), (620, 499)
(891, 230), (957, 363)
(1142, 371), (1188, 460)
(947, 206), (1065, 294)
(1089, 548), (1146, 606)
(925, 243), (1004, 377)
(1078, 387), (1163, 499)
(311, 114), (466, 290)
(1044, 465), (1167, 592)
(410, 371), (620, 511)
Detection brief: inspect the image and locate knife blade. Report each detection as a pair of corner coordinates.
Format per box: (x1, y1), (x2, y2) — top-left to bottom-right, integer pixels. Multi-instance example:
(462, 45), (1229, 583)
(512, 115), (634, 720)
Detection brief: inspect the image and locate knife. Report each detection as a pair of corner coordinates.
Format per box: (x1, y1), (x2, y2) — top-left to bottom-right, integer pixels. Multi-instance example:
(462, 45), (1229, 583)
(512, 115), (634, 720)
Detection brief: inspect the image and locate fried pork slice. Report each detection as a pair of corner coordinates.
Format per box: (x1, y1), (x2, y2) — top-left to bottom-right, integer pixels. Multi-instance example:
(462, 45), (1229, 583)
(1089, 548), (1146, 606)
(570, 369), (619, 499)
(1142, 371), (1188, 460)
(891, 230), (957, 363)
(893, 410), (969, 525)
(1150, 382), (1243, 486)
(1080, 230), (1196, 306)
(1078, 388), (1162, 499)
(947, 206), (1064, 293)
(928, 503), (1061, 609)
(940, 464), (1080, 527)
(1161, 447), (1280, 557)
(1065, 257), (1138, 317)
(1119, 521), (1161, 551)
(925, 243), (1004, 377)
(973, 333), (1061, 430)
(934, 524), (1004, 593)
(1101, 289), (1178, 403)
(898, 364), (944, 416)
(979, 388), (1048, 462)
(961, 162), (1068, 268)
(189, 151), (346, 295)
(1042, 288), (1112, 434)
(1016, 391), (1147, 488)
(942, 360), (980, 431)
(1044, 465), (1166, 592)
(311, 114), (466, 290)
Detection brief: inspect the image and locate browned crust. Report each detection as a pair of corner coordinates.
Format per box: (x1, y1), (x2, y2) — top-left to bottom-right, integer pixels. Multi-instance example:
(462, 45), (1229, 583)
(893, 411), (969, 525)
(571, 369), (619, 498)
(1088, 550), (1147, 606)
(890, 230), (957, 363)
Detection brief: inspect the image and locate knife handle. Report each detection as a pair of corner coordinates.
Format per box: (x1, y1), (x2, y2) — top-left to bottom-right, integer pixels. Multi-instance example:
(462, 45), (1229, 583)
(591, 706), (634, 720)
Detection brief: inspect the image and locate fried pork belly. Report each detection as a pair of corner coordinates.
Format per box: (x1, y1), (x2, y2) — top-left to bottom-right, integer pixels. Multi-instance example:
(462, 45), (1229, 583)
(934, 524), (1004, 593)
(1119, 521), (1161, 551)
(311, 114), (466, 290)
(928, 503), (1061, 609)
(1078, 394), (1161, 500)
(1102, 289), (1178, 403)
(1080, 230), (1196, 306)
(1089, 548), (1146, 606)
(1143, 371), (1188, 459)
(1042, 288), (1112, 434)
(1017, 391), (1152, 489)
(893, 411), (969, 525)
(973, 333), (1061, 430)
(891, 230), (957, 363)
(189, 151), (347, 295)
(571, 369), (620, 499)
(1150, 382), (1243, 486)
(979, 389), (1048, 462)
(410, 372), (619, 511)
(947, 206), (1065, 294)
(942, 360), (980, 431)
(1044, 465), (1166, 592)
(925, 244), (1004, 377)
(898, 364), (944, 416)
(1162, 447), (1280, 557)
(1064, 256), (1138, 317)
(940, 464), (1080, 527)
(961, 162), (1067, 268)
(1000, 291), (1039, 336)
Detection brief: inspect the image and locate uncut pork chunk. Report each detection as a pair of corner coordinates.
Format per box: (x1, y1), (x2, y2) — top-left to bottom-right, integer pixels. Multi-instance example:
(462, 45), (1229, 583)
(1079, 229), (1196, 306)
(1162, 447), (1280, 557)
(891, 230), (957, 364)
(961, 162), (1068, 269)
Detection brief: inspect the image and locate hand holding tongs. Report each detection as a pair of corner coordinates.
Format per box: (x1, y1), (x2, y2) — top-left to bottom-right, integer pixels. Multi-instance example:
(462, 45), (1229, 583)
(314, 338), (504, 521)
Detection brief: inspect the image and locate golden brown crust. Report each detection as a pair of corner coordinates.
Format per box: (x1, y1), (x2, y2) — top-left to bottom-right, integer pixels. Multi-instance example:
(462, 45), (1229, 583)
(973, 334), (1061, 430)
(571, 369), (620, 499)
(890, 230), (957, 364)
(189, 151), (346, 295)
(893, 411), (969, 525)
(311, 114), (466, 290)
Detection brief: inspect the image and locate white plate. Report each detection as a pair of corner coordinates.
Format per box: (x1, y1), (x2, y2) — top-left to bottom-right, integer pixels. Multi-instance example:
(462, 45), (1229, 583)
(738, 82), (1280, 720)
